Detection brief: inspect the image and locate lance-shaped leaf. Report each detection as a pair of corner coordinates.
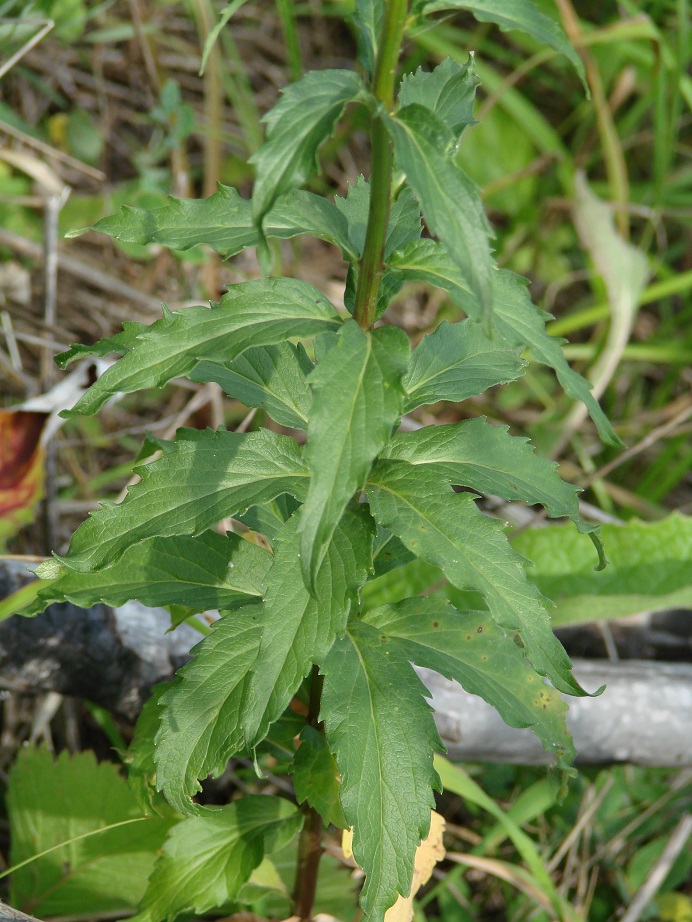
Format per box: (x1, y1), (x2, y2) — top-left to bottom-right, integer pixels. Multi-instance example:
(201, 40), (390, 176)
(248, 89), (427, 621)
(67, 186), (356, 260)
(131, 796), (301, 922)
(388, 240), (620, 445)
(57, 321), (148, 368)
(190, 342), (313, 430)
(380, 418), (595, 534)
(251, 69), (370, 231)
(366, 461), (588, 696)
(58, 429), (308, 573)
(415, 0), (587, 92)
(334, 177), (421, 260)
(385, 104), (495, 327)
(398, 56), (478, 142)
(155, 606), (263, 814)
(321, 619), (443, 922)
(59, 278), (342, 418)
(298, 321), (409, 586)
(243, 504), (375, 747)
(403, 319), (525, 411)
(20, 532), (271, 618)
(363, 598), (576, 771)
(350, 0), (383, 76)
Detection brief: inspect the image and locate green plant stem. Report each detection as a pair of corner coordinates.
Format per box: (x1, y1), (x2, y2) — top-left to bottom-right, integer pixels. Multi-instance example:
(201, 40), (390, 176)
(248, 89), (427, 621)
(353, 0), (409, 331)
(292, 666), (325, 920)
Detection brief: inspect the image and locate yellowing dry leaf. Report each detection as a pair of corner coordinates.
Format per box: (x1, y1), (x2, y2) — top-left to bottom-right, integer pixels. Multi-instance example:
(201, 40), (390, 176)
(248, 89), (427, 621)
(341, 826), (353, 860)
(384, 810), (446, 922)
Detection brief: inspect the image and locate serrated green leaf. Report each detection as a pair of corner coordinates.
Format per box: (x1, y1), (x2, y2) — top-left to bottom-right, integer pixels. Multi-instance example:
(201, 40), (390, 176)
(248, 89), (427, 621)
(363, 597), (575, 770)
(350, 0), (383, 75)
(21, 532), (271, 617)
(385, 104), (494, 328)
(8, 747), (173, 916)
(58, 429), (308, 573)
(380, 418), (595, 534)
(366, 461), (587, 696)
(243, 504), (375, 746)
(191, 342), (313, 430)
(251, 69), (370, 232)
(388, 241), (621, 445)
(512, 513), (692, 626)
(235, 494), (301, 542)
(57, 320), (148, 368)
(59, 278), (342, 418)
(403, 318), (526, 411)
(418, 0), (587, 91)
(398, 56), (478, 141)
(372, 527), (416, 578)
(335, 177), (421, 260)
(321, 619), (443, 921)
(293, 726), (346, 827)
(155, 606), (263, 813)
(299, 321), (409, 585)
(130, 796), (301, 922)
(67, 186), (356, 260)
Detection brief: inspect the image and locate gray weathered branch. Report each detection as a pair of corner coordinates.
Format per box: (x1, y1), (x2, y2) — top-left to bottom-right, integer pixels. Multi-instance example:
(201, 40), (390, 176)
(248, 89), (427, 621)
(1, 561), (691, 765)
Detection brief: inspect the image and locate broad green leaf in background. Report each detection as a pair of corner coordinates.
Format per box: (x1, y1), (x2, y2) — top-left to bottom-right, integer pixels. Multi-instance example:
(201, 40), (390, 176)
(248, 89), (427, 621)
(398, 56), (478, 143)
(298, 321), (409, 585)
(403, 318), (526, 411)
(293, 725), (346, 827)
(130, 796), (301, 922)
(513, 514), (692, 625)
(380, 418), (594, 533)
(388, 241), (621, 445)
(350, 0), (383, 75)
(67, 186), (356, 259)
(20, 531), (271, 617)
(415, 0), (587, 91)
(7, 747), (173, 917)
(385, 104), (495, 327)
(155, 606), (262, 814)
(58, 278), (342, 418)
(243, 504), (375, 746)
(251, 69), (370, 232)
(366, 462), (587, 696)
(363, 598), (575, 770)
(191, 342), (313, 430)
(321, 619), (443, 921)
(334, 177), (422, 260)
(57, 429), (308, 573)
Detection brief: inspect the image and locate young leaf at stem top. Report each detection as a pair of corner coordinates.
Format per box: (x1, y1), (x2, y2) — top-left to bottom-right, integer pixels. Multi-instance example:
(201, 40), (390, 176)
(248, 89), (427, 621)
(251, 69), (371, 242)
(385, 104), (495, 330)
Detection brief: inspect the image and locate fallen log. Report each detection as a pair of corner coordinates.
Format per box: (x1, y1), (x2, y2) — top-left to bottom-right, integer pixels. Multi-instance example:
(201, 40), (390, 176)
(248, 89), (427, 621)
(1, 561), (691, 765)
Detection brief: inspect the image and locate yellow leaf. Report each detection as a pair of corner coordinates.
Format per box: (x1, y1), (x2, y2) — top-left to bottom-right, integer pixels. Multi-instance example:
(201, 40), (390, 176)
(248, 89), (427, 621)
(384, 810), (446, 922)
(341, 826), (353, 860)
